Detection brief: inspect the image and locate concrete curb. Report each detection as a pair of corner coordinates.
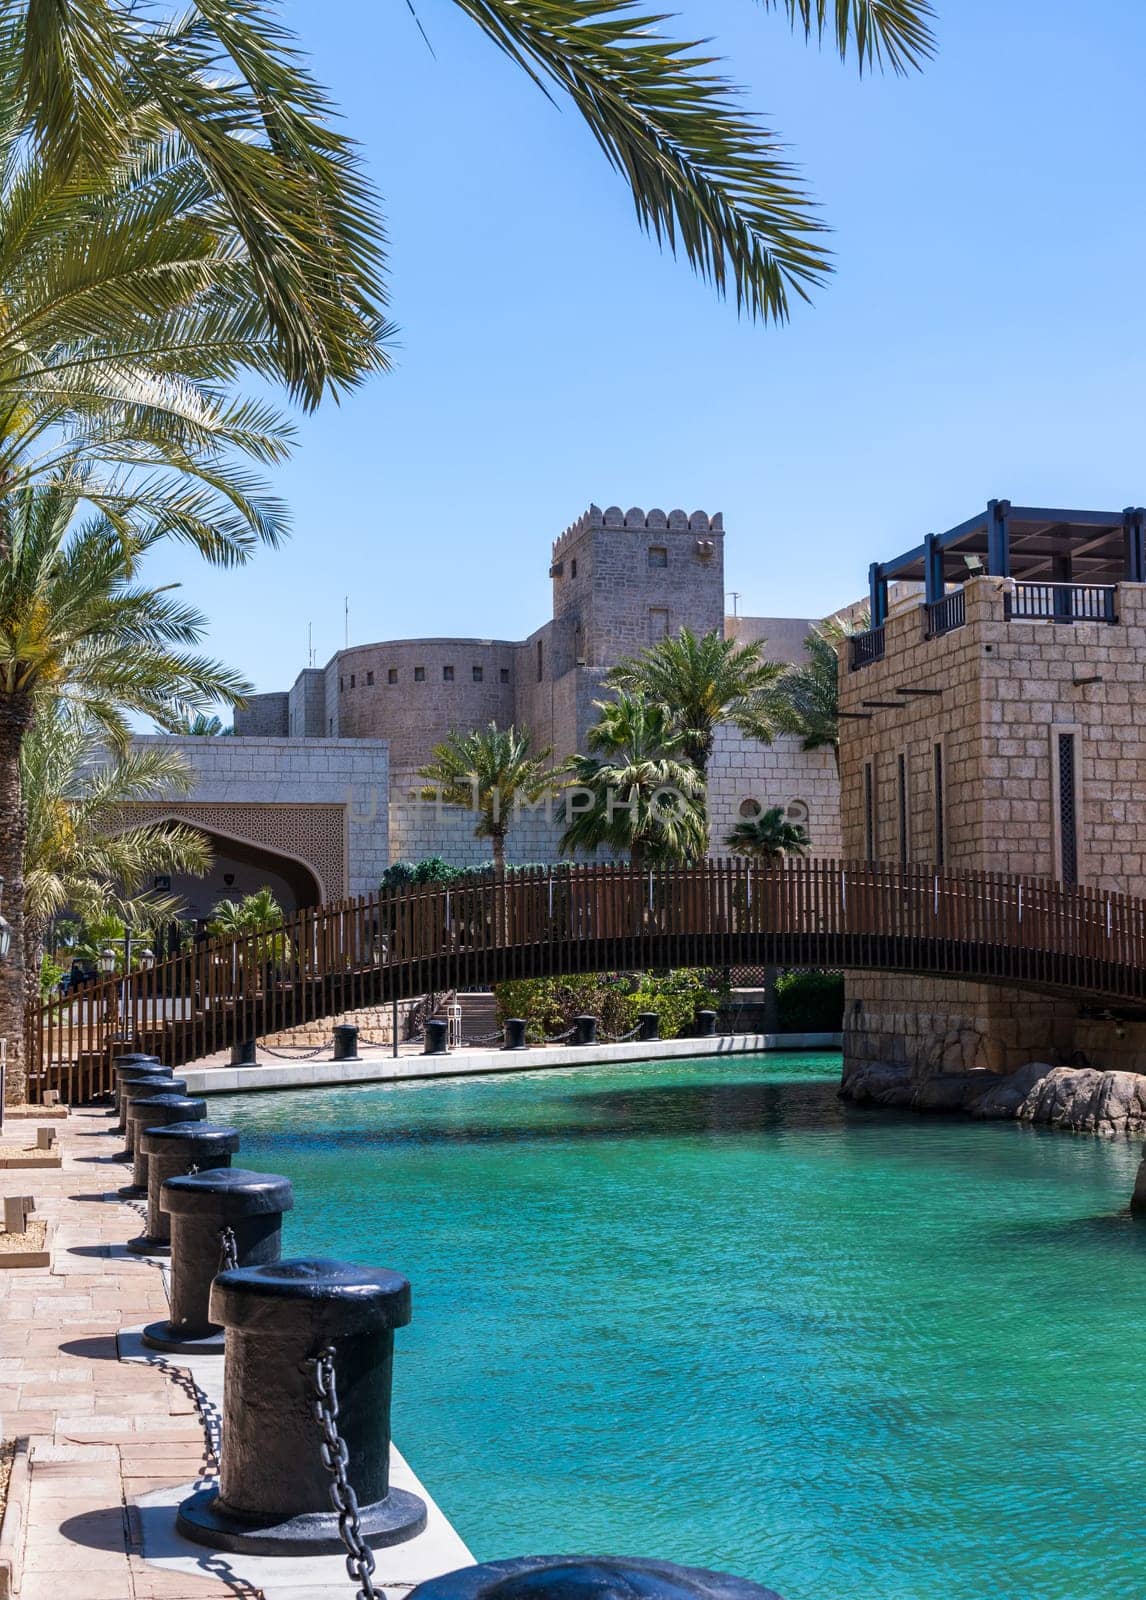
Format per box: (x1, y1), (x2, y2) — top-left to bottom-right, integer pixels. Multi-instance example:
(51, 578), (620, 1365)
(0, 1437), (30, 1599)
(182, 1032), (843, 1096)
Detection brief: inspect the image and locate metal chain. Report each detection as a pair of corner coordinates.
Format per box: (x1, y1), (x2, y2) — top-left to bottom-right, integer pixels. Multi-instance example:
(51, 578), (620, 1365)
(258, 1040), (330, 1060)
(218, 1226), (238, 1273)
(544, 1025), (577, 1043)
(599, 1023), (643, 1043)
(308, 1345), (379, 1600)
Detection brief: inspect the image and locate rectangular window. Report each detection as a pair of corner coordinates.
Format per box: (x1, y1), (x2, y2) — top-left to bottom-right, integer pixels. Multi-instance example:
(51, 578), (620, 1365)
(933, 743), (945, 867)
(537, 640), (544, 682)
(414, 666), (425, 683)
(350, 674), (356, 688)
(1057, 732), (1079, 887)
(648, 546), (668, 568)
(443, 665), (454, 682)
(472, 665), (483, 683)
(366, 671), (374, 687)
(649, 607), (670, 640)
(897, 752), (909, 866)
(387, 668), (398, 685)
(863, 760), (876, 863)
(500, 667), (510, 684)
(328, 717), (334, 735)
(571, 559), (577, 578)
(339, 676), (344, 693)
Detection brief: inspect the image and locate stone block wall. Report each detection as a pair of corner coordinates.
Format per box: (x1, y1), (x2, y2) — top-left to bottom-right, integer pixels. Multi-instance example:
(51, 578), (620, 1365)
(706, 726), (841, 858)
(262, 998), (420, 1049)
(234, 692), (288, 737)
(330, 639), (517, 770)
(288, 669), (326, 738)
(838, 576), (1146, 1079)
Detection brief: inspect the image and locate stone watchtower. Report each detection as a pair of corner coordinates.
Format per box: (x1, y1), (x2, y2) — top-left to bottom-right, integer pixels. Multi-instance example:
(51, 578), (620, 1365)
(516, 505), (725, 761)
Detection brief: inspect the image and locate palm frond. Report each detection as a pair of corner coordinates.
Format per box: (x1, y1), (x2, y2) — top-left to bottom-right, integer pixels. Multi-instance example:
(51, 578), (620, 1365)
(451, 0), (828, 319)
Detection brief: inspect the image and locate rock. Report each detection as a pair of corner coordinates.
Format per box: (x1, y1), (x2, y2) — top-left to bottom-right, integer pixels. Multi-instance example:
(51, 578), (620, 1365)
(840, 1060), (915, 1107)
(911, 1070), (997, 1113)
(1016, 1066), (1146, 1136)
(845, 1057), (1146, 1136)
(969, 1061), (1053, 1120)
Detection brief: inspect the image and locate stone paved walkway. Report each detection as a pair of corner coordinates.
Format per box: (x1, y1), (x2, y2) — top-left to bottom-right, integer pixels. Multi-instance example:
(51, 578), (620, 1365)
(0, 1104), (256, 1599)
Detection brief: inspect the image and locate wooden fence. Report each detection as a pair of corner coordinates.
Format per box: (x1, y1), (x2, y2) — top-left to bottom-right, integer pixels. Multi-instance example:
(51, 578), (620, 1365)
(31, 858), (1146, 1103)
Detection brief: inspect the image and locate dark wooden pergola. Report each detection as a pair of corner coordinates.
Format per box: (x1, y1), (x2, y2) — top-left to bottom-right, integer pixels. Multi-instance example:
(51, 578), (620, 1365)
(868, 499), (1145, 623)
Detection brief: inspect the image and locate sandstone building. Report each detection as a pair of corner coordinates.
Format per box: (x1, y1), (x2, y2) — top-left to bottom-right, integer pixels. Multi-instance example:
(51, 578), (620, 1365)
(137, 505), (840, 916)
(839, 498), (1146, 1079)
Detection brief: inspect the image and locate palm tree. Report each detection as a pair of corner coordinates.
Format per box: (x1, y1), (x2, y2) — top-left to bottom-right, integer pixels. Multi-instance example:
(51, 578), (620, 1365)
(172, 713), (229, 737)
(0, 131), (296, 553)
(726, 806), (809, 860)
(0, 483), (249, 1101)
(604, 628), (786, 776)
(21, 708), (212, 1036)
(419, 724), (555, 874)
(8, 0), (388, 406)
(11, 1), (935, 343)
(560, 694), (705, 870)
(773, 614), (868, 773)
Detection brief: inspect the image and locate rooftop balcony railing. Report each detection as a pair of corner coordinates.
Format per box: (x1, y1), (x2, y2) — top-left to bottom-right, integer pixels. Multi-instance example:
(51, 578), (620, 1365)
(923, 588), (966, 638)
(1003, 581), (1119, 624)
(848, 623), (885, 671)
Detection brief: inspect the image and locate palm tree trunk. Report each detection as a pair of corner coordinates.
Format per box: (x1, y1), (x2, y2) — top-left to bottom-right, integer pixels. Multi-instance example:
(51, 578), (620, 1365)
(0, 694), (34, 1105)
(22, 910), (48, 1070)
(492, 832), (507, 944)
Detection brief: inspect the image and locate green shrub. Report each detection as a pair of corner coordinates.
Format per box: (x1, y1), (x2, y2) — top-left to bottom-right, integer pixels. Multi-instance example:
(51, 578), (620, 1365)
(381, 858), (561, 893)
(40, 951), (66, 999)
(495, 969), (724, 1042)
(774, 970), (844, 1032)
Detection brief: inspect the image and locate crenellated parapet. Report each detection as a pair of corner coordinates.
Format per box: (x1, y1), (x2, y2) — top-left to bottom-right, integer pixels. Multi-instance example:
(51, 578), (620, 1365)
(551, 504), (722, 564)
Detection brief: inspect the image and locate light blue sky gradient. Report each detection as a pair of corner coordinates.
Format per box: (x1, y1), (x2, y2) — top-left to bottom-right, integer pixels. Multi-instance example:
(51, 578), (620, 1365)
(150, 0), (1146, 699)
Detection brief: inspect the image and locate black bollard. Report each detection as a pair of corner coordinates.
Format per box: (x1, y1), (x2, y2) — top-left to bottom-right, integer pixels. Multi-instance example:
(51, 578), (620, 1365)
(112, 1062), (169, 1129)
(127, 1122), (240, 1256)
(108, 1054), (162, 1117)
(573, 1015), (597, 1046)
(177, 1258), (427, 1554)
(695, 1009), (717, 1038)
(638, 1011), (659, 1041)
(120, 1077), (188, 1160)
(332, 1023), (360, 1061)
(118, 1094), (206, 1197)
(230, 1038), (258, 1066)
(120, 1075), (188, 1164)
(423, 1018), (448, 1056)
(503, 1018), (527, 1051)
(407, 1557), (785, 1600)
(143, 1168), (294, 1354)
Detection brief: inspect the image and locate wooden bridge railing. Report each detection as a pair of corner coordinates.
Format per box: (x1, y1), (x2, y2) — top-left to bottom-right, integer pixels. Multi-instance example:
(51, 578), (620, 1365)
(32, 858), (1146, 1103)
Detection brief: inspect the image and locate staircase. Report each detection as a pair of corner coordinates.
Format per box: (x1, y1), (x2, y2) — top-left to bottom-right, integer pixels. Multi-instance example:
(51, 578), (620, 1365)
(456, 992), (499, 1043)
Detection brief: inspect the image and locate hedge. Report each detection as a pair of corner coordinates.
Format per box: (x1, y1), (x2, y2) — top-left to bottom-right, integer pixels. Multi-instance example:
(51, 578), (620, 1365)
(774, 970), (844, 1032)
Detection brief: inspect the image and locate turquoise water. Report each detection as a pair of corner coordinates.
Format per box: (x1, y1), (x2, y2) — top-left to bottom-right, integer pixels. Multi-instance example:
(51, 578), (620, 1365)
(216, 1056), (1146, 1600)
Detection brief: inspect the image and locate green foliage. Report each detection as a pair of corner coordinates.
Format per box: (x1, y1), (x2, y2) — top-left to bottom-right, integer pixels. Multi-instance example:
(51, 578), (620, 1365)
(39, 950), (65, 999)
(560, 693), (706, 868)
(495, 969), (723, 1042)
(771, 613), (869, 771)
(380, 858), (556, 892)
(447, 1), (935, 322)
(209, 888), (288, 963)
(604, 628), (786, 773)
(725, 805), (809, 860)
(418, 724), (554, 871)
(774, 970), (844, 1031)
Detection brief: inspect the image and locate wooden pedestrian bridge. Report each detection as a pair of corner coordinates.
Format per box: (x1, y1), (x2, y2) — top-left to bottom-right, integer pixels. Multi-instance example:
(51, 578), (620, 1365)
(33, 859), (1146, 1103)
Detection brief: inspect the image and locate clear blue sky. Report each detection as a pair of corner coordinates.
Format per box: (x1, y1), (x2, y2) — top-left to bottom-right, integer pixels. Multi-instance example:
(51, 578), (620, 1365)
(151, 0), (1146, 699)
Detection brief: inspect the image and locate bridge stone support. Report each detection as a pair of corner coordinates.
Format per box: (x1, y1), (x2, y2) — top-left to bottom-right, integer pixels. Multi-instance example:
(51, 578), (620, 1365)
(843, 973), (1077, 1085)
